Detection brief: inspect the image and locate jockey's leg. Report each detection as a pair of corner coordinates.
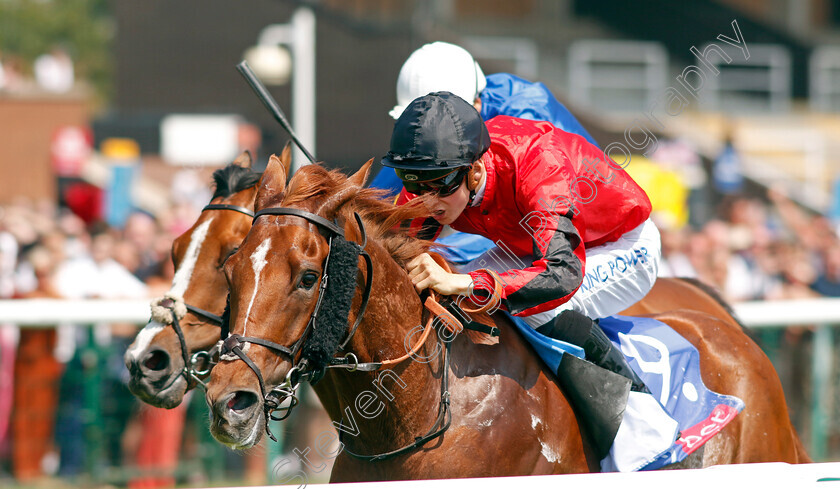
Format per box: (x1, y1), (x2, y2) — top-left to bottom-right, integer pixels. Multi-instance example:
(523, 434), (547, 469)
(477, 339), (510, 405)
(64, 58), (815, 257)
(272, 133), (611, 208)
(460, 220), (676, 469)
(530, 219), (661, 390)
(536, 309), (649, 393)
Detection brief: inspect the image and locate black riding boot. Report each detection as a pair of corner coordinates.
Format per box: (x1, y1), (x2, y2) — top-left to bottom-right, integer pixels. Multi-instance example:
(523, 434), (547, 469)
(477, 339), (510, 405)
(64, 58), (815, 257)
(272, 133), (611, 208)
(537, 309), (649, 393)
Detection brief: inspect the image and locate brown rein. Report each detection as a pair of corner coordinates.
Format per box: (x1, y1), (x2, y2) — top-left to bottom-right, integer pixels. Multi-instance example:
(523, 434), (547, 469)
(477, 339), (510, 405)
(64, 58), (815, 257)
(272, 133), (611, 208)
(379, 259), (503, 368)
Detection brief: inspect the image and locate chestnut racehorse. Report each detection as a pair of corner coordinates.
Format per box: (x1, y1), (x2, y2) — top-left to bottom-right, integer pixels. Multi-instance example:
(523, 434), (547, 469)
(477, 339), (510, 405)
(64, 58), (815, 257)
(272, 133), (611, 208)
(205, 156), (807, 480)
(126, 145), (748, 411)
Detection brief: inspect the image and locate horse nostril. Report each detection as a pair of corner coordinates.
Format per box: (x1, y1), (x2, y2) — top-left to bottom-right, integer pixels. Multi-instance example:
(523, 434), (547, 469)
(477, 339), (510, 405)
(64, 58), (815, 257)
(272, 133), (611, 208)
(227, 391), (258, 412)
(143, 350), (170, 371)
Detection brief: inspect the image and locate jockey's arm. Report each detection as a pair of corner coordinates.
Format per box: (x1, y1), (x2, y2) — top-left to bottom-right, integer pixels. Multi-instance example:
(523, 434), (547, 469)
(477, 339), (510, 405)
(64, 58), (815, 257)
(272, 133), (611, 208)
(469, 148), (586, 316)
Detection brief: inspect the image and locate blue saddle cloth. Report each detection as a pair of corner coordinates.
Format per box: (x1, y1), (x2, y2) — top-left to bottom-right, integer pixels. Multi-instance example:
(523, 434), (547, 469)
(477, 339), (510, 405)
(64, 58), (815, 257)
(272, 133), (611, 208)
(505, 313), (745, 470)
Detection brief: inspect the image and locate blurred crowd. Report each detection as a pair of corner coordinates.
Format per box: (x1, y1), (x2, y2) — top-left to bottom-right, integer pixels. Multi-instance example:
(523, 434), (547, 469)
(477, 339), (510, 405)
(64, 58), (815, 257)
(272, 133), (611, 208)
(0, 197), (197, 486)
(0, 197), (193, 304)
(659, 190), (840, 303)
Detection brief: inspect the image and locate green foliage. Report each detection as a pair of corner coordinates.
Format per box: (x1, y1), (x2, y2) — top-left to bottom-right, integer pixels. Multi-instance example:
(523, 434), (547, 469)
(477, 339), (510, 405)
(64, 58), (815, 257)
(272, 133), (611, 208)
(0, 0), (114, 100)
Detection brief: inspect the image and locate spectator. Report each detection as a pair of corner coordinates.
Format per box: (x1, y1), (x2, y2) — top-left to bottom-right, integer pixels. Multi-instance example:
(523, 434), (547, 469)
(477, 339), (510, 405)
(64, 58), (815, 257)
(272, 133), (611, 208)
(657, 226), (695, 278)
(712, 130), (743, 195)
(11, 246), (63, 481)
(0, 52), (6, 92)
(811, 243), (840, 297)
(123, 212), (163, 282)
(54, 230), (147, 300)
(0, 54), (27, 93)
(33, 46), (74, 93)
(0, 222), (18, 464)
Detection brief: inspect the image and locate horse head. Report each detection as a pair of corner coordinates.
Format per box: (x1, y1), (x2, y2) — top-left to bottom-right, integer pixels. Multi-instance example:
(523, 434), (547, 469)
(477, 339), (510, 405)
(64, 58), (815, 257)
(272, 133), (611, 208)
(205, 156), (431, 449)
(125, 146), (290, 408)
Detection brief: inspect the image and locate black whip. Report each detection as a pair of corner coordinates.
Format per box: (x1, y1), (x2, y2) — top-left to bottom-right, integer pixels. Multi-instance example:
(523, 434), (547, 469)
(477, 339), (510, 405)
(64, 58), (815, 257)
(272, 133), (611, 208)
(236, 60), (316, 164)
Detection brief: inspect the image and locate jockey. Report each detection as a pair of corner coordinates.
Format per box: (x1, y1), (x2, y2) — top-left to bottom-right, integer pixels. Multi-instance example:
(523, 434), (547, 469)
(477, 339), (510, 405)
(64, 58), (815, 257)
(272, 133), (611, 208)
(372, 41), (597, 265)
(385, 93), (674, 459)
(371, 41), (597, 194)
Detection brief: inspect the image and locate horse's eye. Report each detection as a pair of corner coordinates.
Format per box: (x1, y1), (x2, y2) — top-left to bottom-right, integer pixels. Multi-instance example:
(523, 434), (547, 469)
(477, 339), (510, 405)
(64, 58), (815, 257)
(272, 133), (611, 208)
(299, 271), (319, 290)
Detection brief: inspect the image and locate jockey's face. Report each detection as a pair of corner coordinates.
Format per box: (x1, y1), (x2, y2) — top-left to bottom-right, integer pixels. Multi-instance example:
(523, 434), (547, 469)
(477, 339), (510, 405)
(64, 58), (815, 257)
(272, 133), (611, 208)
(425, 159), (485, 225)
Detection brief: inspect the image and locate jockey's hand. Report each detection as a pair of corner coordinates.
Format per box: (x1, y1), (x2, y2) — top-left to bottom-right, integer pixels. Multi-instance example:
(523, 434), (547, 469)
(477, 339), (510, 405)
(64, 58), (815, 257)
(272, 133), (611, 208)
(407, 253), (474, 296)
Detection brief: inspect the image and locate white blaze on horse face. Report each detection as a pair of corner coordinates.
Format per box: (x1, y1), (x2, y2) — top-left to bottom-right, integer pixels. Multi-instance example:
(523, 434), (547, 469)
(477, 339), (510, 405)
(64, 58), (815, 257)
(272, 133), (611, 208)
(127, 218), (212, 362)
(169, 218), (214, 298)
(127, 321), (165, 361)
(242, 237), (271, 339)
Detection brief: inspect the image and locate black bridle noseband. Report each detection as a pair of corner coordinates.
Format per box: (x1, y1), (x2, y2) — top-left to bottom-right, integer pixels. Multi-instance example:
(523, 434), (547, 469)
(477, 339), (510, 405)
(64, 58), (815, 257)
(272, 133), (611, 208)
(219, 206), (374, 441)
(156, 203), (255, 390)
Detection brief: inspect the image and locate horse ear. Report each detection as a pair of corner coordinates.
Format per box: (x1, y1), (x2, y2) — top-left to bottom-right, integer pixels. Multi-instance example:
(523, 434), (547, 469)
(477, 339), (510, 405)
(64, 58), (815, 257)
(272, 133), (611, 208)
(348, 159), (374, 188)
(255, 154), (288, 211)
(279, 141), (293, 177)
(232, 150), (253, 168)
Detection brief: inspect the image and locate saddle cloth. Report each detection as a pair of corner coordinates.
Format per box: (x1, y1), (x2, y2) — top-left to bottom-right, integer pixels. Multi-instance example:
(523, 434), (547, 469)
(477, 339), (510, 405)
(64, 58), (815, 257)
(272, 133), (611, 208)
(505, 312), (745, 471)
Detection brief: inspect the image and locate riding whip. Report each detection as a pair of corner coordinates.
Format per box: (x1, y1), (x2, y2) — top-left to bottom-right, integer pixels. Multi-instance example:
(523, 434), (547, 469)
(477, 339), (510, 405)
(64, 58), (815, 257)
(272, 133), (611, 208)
(236, 60), (316, 164)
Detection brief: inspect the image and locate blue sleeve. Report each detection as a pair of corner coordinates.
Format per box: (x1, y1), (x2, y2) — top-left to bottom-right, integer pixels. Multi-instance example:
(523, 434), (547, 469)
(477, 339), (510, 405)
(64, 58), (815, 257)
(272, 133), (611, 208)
(368, 165), (404, 196)
(481, 73), (599, 148)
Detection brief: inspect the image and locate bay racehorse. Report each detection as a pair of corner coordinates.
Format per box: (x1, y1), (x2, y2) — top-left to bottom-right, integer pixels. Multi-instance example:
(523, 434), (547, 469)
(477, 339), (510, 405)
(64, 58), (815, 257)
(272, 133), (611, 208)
(125, 149), (269, 408)
(125, 146), (751, 411)
(204, 156), (808, 479)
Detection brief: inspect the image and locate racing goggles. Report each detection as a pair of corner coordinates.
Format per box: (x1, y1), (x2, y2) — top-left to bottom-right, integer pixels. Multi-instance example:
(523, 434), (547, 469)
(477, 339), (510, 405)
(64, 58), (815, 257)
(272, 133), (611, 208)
(395, 167), (468, 197)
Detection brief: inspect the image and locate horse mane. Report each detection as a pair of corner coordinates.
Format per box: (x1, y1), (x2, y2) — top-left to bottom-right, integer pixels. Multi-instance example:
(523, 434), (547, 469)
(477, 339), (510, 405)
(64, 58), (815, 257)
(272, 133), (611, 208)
(281, 164), (435, 268)
(212, 164), (262, 199)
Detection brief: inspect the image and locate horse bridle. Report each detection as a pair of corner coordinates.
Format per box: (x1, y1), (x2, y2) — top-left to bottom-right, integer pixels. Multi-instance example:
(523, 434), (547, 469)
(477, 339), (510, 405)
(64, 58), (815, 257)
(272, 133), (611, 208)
(156, 203), (255, 390)
(218, 205), (461, 460)
(218, 206), (374, 441)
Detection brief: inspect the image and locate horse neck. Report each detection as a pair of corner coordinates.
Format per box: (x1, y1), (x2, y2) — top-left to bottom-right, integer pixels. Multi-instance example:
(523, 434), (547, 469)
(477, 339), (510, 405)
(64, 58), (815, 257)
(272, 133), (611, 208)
(313, 237), (446, 453)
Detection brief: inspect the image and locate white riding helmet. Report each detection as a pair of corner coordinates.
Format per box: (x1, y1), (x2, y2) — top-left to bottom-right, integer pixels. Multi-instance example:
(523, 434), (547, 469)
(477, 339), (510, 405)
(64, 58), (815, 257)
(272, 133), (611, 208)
(389, 42), (487, 120)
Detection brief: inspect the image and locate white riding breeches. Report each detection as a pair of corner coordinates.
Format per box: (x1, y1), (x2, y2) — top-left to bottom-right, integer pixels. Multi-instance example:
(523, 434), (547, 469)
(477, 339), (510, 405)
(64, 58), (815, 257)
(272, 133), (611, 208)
(458, 218), (661, 328)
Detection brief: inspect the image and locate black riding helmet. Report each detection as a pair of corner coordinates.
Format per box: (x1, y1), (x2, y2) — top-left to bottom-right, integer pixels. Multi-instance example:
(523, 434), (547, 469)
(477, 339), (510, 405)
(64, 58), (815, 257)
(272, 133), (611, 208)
(381, 91), (491, 184)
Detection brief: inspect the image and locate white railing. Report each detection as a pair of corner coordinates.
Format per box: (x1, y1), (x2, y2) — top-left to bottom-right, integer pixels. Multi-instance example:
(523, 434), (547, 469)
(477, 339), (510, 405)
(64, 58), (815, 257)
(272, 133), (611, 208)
(734, 297), (840, 327)
(702, 43), (792, 113)
(0, 298), (151, 325)
(1, 296), (836, 328)
(568, 40), (668, 114)
(462, 36), (539, 80)
(810, 45), (840, 112)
